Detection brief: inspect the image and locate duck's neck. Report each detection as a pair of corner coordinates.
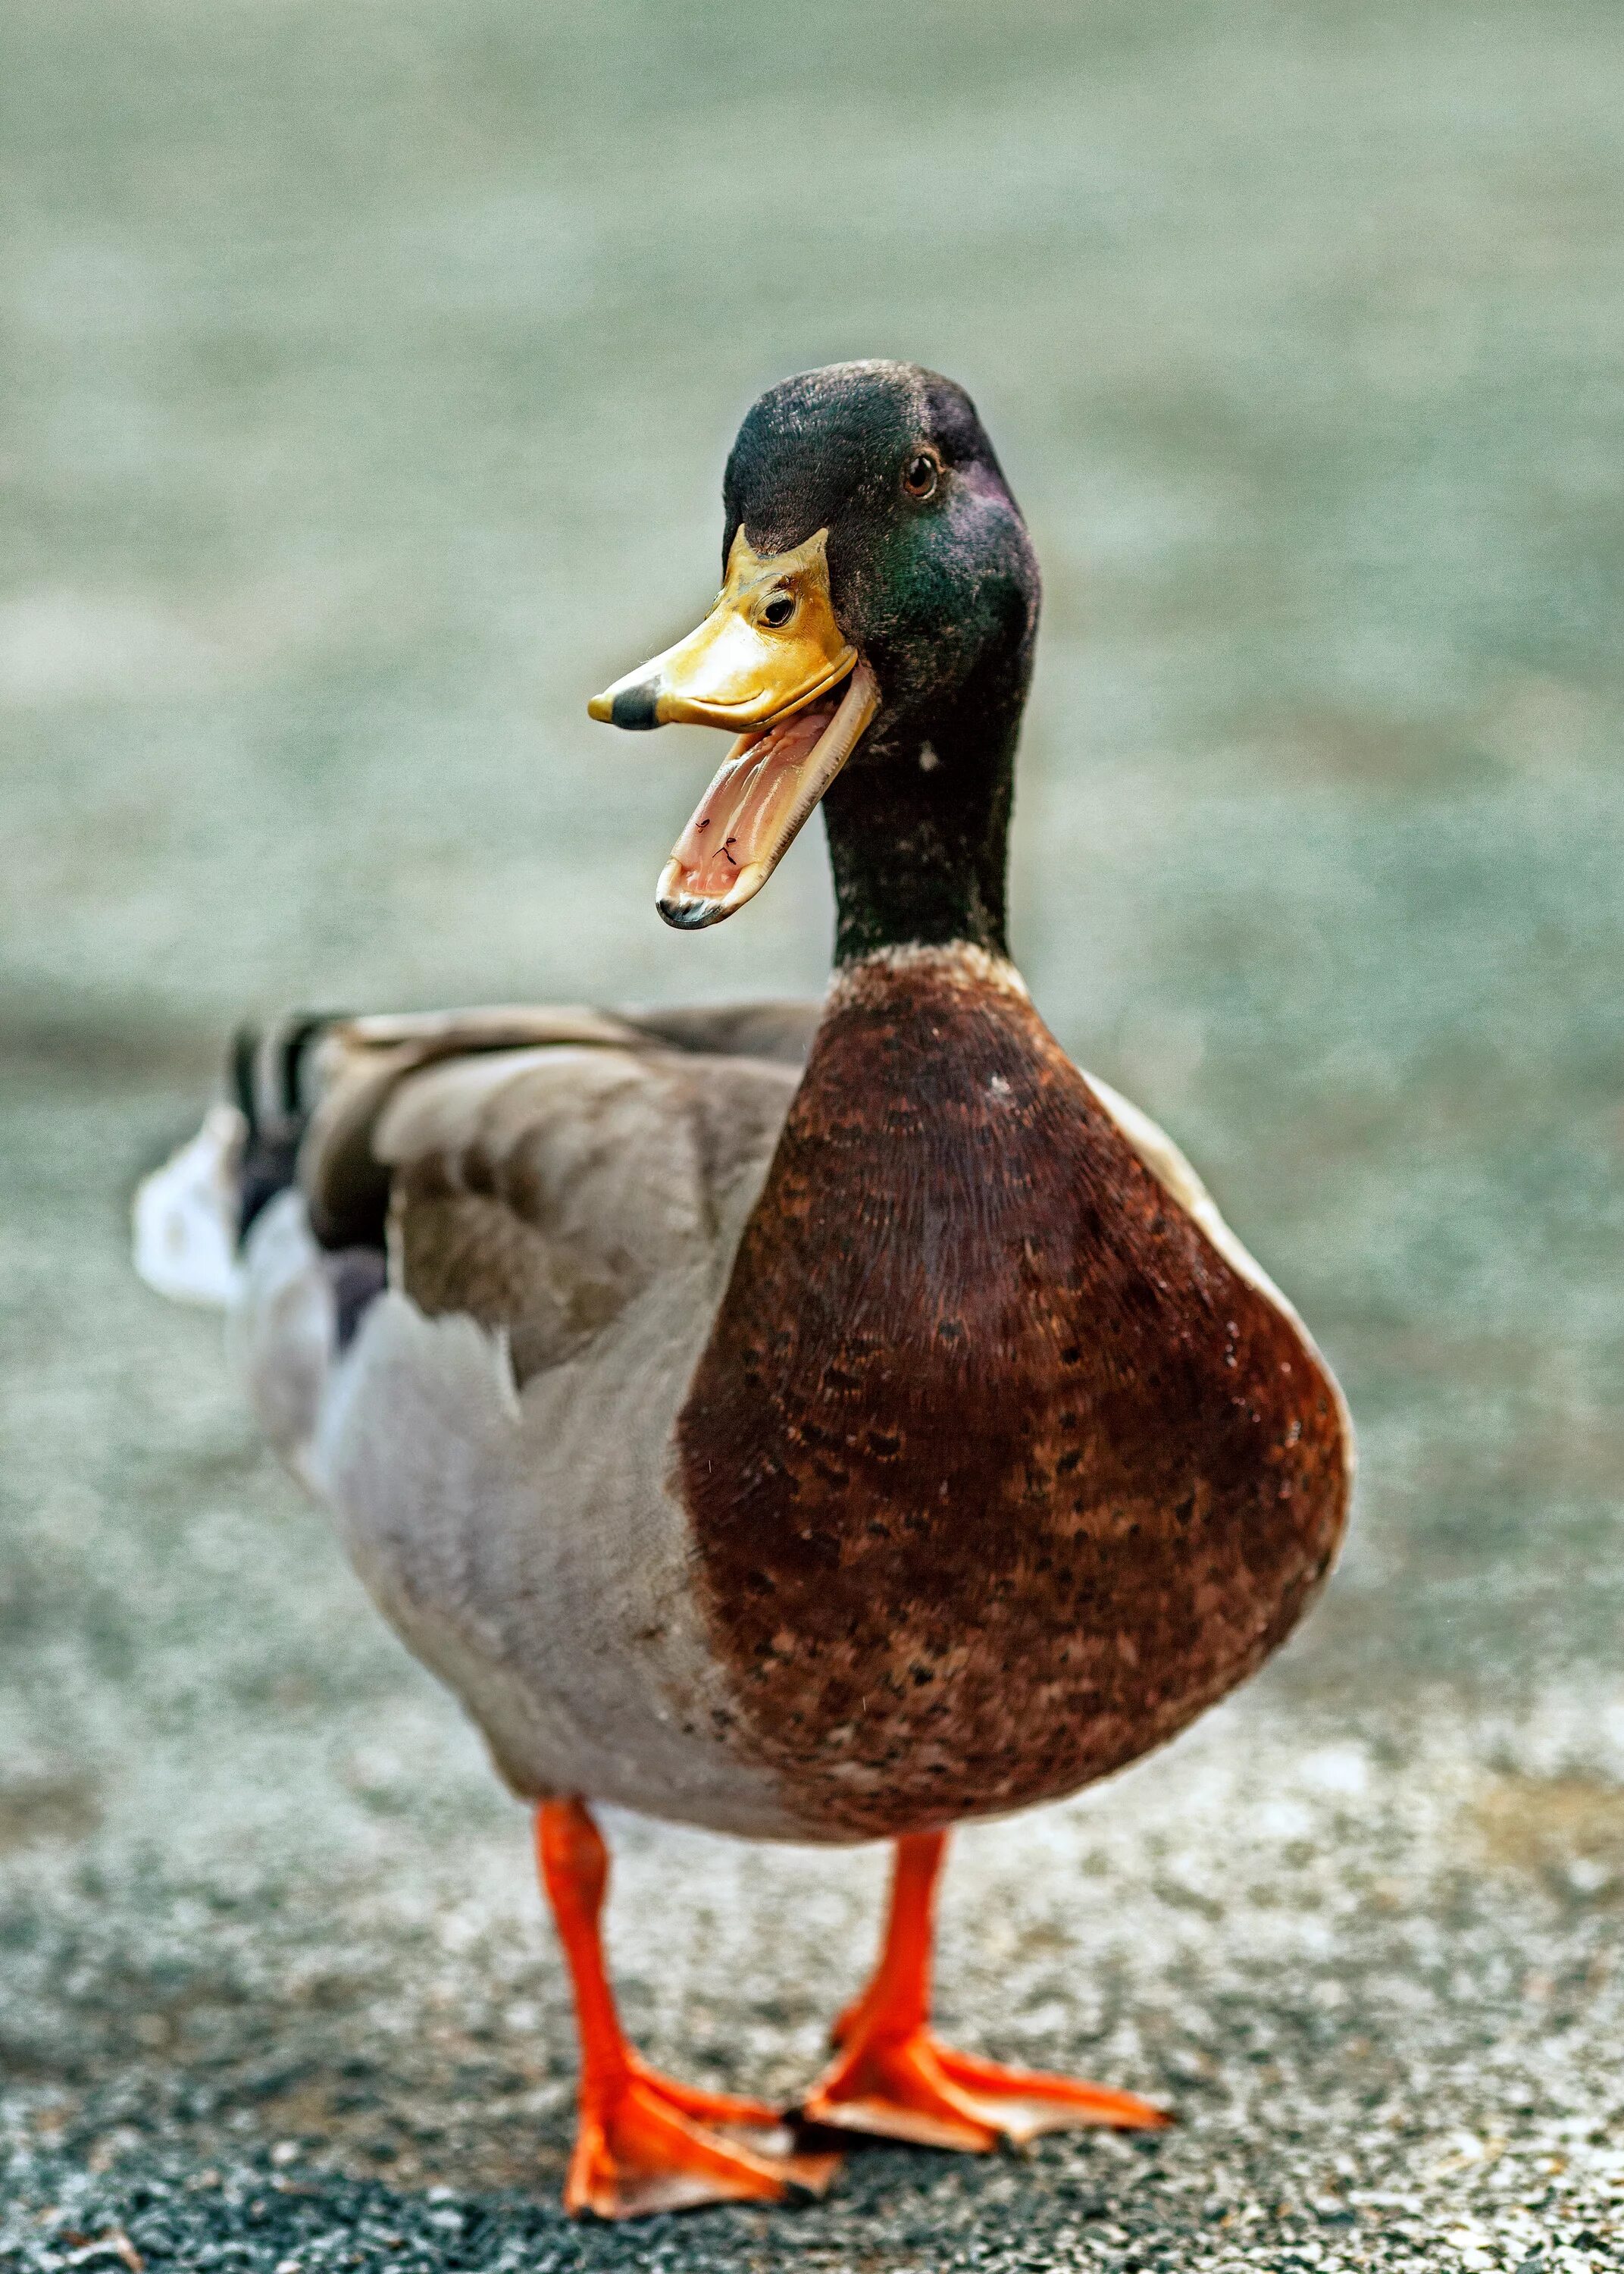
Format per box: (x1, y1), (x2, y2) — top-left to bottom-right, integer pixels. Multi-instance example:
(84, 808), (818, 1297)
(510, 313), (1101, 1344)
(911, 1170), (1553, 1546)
(821, 707), (1019, 966)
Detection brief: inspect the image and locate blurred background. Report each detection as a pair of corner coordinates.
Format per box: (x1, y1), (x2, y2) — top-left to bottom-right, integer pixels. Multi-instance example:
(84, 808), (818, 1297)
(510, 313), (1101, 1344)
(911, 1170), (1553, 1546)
(3, 4), (1622, 2268)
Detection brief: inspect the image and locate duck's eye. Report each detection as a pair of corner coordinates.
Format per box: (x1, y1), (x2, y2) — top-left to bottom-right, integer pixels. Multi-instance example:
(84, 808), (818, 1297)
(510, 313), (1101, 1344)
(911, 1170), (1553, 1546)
(903, 449), (940, 500)
(761, 593), (796, 628)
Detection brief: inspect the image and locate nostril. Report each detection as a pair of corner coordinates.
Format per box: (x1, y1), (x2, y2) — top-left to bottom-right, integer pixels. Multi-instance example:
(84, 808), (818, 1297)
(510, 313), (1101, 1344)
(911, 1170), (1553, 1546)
(610, 679), (662, 730)
(761, 594), (795, 629)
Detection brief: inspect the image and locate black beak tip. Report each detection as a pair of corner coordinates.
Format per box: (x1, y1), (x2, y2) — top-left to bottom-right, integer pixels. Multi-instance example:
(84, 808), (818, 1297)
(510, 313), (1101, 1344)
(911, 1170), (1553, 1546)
(657, 894), (725, 931)
(610, 679), (662, 731)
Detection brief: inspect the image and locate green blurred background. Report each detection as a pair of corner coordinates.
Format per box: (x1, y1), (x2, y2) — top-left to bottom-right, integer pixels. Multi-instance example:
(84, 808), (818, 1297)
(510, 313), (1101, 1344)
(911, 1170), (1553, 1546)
(7, 0), (1621, 1688)
(3, 1), (1622, 2260)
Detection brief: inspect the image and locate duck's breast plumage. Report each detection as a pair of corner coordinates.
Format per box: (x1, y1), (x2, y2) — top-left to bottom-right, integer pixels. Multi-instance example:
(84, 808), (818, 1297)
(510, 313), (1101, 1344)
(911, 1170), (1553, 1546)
(676, 945), (1352, 1839)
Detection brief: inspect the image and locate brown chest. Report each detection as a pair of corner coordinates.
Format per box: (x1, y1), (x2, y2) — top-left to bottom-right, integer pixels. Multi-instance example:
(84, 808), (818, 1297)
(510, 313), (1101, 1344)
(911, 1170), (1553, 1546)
(675, 956), (1350, 1838)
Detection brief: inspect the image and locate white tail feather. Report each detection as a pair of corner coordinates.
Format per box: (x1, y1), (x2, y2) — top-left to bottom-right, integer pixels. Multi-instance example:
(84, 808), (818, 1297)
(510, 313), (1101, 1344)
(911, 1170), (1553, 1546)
(132, 1104), (246, 1308)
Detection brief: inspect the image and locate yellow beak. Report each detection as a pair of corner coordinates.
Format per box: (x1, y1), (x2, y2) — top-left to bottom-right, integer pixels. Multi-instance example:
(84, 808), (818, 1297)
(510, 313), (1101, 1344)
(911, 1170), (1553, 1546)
(588, 528), (880, 929)
(588, 528), (857, 731)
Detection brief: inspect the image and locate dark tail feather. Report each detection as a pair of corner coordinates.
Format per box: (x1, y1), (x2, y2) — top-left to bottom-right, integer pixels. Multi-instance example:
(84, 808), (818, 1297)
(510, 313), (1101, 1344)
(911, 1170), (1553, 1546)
(230, 1013), (343, 1245)
(230, 1014), (388, 1349)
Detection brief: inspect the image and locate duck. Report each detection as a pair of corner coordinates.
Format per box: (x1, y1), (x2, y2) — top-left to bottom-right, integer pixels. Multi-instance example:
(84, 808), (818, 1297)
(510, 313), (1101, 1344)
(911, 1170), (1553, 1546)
(134, 359), (1353, 2221)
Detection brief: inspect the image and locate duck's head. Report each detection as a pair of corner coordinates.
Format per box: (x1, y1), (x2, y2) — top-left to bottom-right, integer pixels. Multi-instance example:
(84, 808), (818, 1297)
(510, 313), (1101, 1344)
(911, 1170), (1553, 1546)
(590, 361), (1039, 960)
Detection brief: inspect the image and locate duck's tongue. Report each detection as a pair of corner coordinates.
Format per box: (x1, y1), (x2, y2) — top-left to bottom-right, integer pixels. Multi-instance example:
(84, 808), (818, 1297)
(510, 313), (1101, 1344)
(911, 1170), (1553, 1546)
(656, 660), (879, 929)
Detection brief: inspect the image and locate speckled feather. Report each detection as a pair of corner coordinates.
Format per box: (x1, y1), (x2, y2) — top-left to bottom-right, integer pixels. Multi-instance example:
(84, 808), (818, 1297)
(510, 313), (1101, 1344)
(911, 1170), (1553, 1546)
(678, 949), (1350, 1837)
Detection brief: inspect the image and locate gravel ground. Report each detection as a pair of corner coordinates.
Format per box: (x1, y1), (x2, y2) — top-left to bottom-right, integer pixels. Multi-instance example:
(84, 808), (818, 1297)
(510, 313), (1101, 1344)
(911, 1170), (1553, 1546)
(4, 2), (1623, 2268)
(6, 1687), (1624, 2272)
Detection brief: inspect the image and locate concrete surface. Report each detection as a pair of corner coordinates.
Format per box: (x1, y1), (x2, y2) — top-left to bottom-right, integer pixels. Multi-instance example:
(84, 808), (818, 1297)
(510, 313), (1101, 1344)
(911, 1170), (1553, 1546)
(3, 3), (1622, 2268)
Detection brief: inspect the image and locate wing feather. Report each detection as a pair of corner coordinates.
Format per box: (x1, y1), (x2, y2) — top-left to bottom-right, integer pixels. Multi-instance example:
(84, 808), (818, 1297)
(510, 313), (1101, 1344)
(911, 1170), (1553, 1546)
(294, 1023), (799, 1389)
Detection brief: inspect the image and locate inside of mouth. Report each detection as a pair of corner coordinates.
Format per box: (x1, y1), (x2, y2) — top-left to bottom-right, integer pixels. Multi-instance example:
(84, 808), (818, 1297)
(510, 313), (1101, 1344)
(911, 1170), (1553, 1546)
(665, 684), (847, 903)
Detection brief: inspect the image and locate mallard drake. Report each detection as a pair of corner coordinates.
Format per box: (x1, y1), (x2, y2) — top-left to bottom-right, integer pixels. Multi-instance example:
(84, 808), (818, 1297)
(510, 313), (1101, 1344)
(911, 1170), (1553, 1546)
(136, 360), (1352, 2220)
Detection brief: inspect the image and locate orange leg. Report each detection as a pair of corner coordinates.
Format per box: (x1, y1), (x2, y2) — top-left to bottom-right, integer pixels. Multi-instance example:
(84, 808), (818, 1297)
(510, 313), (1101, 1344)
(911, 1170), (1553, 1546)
(535, 1799), (841, 2218)
(802, 1831), (1171, 2150)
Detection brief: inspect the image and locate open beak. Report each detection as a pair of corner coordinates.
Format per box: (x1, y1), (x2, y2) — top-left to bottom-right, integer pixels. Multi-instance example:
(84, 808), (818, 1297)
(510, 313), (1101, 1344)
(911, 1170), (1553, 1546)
(588, 528), (879, 929)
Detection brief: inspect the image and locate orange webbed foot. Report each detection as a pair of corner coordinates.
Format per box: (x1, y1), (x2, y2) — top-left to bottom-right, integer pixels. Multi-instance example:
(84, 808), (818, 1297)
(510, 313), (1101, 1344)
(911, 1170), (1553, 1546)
(804, 1831), (1170, 2153)
(537, 1799), (842, 2220)
(802, 2022), (1169, 2152)
(567, 2056), (842, 2219)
